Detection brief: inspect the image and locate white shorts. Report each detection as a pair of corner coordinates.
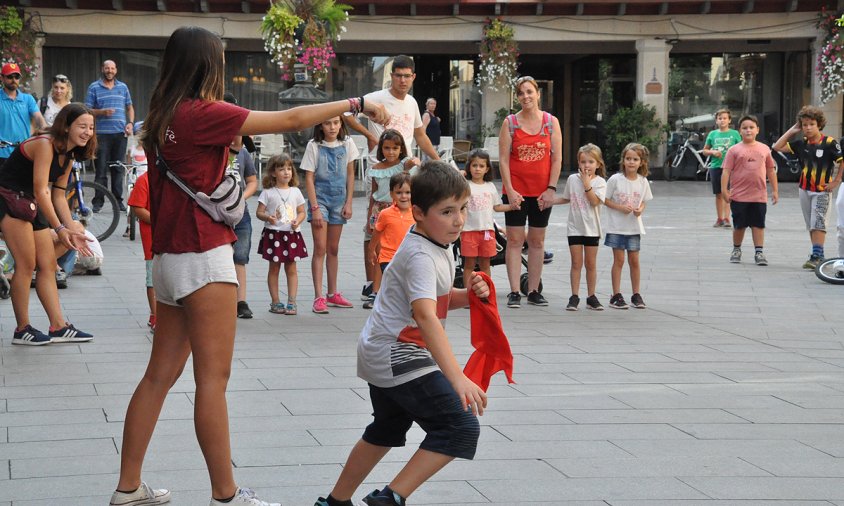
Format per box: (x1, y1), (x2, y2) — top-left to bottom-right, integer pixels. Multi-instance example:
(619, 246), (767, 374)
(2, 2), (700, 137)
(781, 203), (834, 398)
(152, 244), (237, 307)
(799, 189), (831, 231)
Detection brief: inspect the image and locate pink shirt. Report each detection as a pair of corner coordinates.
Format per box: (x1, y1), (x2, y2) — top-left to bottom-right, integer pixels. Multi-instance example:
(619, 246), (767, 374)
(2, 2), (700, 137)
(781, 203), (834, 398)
(723, 141), (775, 203)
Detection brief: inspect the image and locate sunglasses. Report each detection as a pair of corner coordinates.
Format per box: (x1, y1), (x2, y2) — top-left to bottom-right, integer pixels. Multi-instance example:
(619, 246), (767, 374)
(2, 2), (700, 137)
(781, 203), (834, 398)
(53, 74), (69, 83)
(3, 74), (21, 80)
(516, 75), (536, 85)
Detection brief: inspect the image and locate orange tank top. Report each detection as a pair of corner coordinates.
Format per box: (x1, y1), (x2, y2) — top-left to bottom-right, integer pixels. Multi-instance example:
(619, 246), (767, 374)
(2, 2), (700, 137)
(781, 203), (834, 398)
(505, 112), (553, 197)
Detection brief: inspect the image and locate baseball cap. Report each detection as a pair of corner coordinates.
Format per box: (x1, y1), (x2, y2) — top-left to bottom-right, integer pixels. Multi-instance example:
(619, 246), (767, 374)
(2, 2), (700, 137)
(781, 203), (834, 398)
(1, 62), (21, 76)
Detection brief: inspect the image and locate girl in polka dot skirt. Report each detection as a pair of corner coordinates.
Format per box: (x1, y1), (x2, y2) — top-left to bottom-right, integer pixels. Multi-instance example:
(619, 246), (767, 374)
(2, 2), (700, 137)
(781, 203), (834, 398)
(256, 153), (308, 315)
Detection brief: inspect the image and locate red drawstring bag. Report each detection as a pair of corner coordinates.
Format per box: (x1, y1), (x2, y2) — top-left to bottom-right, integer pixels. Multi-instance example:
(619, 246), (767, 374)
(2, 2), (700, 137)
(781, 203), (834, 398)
(464, 271), (515, 391)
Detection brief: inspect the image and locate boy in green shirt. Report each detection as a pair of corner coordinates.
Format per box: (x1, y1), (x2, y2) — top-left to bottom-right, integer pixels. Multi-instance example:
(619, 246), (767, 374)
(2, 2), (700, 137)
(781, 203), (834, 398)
(703, 108), (742, 228)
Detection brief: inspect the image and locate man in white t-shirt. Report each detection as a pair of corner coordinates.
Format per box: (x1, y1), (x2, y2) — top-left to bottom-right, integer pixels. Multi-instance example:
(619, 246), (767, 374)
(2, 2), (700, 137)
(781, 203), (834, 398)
(344, 55), (440, 161)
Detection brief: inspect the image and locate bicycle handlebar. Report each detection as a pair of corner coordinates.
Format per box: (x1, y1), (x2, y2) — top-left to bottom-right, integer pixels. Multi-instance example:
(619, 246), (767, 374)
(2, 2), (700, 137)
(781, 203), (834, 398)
(0, 140), (20, 149)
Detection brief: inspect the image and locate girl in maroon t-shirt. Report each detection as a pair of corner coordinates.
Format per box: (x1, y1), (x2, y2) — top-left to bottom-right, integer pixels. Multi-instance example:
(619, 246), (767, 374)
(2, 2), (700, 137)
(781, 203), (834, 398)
(111, 26), (388, 506)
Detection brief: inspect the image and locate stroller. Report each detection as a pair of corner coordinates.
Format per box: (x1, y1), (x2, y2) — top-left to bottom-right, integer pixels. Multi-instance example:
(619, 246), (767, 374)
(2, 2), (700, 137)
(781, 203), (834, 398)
(452, 224), (544, 294)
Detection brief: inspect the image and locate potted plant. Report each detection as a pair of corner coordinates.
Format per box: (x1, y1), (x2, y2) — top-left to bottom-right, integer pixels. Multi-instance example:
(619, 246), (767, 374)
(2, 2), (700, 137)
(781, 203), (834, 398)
(817, 6), (844, 104)
(261, 0), (351, 86)
(475, 18), (519, 93)
(0, 7), (38, 89)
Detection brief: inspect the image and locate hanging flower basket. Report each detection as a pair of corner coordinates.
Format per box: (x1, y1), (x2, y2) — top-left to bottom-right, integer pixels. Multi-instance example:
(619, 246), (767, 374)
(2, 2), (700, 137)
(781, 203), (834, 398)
(0, 7), (39, 89)
(476, 17), (519, 93)
(816, 7), (844, 104)
(261, 0), (350, 86)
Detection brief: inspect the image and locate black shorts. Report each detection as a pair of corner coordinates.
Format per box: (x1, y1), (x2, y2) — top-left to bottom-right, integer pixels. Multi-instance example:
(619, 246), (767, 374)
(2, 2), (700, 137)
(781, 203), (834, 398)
(0, 195), (49, 230)
(568, 235), (600, 247)
(502, 195), (552, 228)
(363, 371), (480, 460)
(730, 201), (766, 229)
(710, 168), (723, 194)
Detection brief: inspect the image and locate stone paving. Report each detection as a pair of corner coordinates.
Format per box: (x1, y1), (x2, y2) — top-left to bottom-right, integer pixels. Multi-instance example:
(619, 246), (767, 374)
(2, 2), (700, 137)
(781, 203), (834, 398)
(1, 180), (843, 505)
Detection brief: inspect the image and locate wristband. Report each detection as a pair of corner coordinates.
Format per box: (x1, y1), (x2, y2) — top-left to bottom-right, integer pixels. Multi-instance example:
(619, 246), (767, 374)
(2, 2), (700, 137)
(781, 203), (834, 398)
(584, 187), (593, 192)
(54, 224), (67, 234)
(546, 185), (557, 192)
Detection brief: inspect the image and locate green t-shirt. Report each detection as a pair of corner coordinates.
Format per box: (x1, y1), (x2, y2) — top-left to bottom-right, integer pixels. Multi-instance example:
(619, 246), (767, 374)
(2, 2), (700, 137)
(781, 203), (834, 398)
(705, 129), (742, 169)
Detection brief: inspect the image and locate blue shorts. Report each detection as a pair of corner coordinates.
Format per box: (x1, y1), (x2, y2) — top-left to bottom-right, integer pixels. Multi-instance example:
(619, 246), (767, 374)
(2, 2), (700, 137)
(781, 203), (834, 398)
(233, 208), (252, 265)
(308, 187), (348, 225)
(604, 233), (641, 251)
(363, 371), (480, 460)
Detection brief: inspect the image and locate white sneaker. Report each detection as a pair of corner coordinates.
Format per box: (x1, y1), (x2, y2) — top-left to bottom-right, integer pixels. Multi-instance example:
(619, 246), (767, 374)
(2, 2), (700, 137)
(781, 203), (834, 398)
(109, 482), (171, 505)
(209, 488), (280, 506)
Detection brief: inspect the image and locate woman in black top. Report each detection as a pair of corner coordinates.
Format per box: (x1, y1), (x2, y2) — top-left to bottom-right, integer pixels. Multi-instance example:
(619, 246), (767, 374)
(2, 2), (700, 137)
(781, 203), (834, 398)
(422, 97), (441, 160)
(0, 102), (95, 345)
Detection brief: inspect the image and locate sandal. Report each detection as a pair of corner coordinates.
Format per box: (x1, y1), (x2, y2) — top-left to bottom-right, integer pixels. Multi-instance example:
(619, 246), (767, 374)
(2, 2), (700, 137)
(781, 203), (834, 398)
(269, 302), (286, 314)
(284, 303), (297, 315)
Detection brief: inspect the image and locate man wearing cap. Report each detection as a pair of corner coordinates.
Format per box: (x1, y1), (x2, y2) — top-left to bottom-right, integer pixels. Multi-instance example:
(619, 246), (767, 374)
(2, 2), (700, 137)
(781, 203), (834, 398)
(85, 59), (134, 212)
(0, 62), (47, 167)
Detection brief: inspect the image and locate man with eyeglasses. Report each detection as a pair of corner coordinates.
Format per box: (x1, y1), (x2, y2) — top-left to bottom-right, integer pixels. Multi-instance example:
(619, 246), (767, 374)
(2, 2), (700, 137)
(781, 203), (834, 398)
(0, 62), (47, 168)
(85, 59), (135, 212)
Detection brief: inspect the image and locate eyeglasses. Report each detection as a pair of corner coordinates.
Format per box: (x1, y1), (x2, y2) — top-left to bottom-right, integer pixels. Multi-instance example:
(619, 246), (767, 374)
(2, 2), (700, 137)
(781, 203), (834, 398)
(3, 74), (21, 80)
(53, 74), (68, 83)
(392, 72), (414, 80)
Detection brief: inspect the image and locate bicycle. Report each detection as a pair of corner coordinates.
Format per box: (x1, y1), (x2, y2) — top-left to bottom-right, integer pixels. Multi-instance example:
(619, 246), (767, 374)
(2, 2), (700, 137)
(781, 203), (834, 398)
(664, 131), (710, 181)
(109, 160), (144, 241)
(815, 257), (844, 284)
(65, 161), (120, 242)
(773, 149), (801, 182)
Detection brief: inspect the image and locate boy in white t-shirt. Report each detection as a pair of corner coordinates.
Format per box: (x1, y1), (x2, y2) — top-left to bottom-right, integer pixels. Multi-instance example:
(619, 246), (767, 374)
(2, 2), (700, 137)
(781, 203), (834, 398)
(315, 161), (489, 506)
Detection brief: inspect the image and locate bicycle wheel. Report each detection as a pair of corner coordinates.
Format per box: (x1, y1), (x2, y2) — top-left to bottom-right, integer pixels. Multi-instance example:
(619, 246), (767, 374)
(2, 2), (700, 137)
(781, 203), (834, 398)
(815, 257), (844, 285)
(67, 181), (120, 242)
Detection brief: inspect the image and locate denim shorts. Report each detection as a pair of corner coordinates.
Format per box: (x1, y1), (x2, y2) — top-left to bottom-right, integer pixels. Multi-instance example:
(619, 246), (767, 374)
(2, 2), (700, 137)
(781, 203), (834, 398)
(308, 185), (348, 225)
(363, 371), (481, 460)
(232, 208), (252, 265)
(604, 233), (641, 251)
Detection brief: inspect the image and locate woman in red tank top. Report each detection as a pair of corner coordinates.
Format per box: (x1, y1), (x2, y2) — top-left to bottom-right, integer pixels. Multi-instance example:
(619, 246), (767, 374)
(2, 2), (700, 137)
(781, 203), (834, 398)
(498, 76), (562, 308)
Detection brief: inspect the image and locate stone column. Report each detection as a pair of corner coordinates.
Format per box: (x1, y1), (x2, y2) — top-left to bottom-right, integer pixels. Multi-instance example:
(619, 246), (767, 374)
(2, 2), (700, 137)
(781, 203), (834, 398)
(33, 33), (46, 99)
(481, 81), (510, 135)
(635, 39), (671, 163)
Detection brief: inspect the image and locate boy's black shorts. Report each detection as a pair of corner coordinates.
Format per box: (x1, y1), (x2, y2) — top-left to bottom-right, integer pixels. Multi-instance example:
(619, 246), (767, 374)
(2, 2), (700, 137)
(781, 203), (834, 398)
(730, 201), (766, 229)
(363, 371), (480, 460)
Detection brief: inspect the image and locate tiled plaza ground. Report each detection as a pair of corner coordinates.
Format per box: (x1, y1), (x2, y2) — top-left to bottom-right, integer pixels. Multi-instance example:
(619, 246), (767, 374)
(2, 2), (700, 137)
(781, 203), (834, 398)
(1, 180), (843, 505)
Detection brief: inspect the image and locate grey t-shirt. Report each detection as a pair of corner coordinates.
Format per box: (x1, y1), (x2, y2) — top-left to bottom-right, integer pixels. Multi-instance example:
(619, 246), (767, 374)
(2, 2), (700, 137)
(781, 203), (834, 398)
(234, 148), (256, 191)
(357, 229), (454, 388)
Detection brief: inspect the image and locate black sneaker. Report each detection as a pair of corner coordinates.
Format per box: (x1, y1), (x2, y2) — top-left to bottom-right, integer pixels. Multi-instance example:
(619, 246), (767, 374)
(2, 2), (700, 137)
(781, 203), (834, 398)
(12, 325), (51, 346)
(48, 324), (93, 343)
(362, 488), (405, 506)
(566, 294), (580, 311)
(586, 294), (604, 311)
(543, 251), (554, 264)
(237, 301), (253, 319)
(526, 290), (548, 306)
(608, 293), (629, 309)
(362, 293), (376, 309)
(507, 291), (521, 308)
(361, 281), (374, 301)
(630, 293), (647, 309)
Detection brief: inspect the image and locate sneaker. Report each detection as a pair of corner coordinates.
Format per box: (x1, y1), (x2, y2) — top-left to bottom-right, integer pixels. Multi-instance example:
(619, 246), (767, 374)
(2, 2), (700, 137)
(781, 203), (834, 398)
(12, 325), (51, 346)
(713, 219), (723, 227)
(526, 290), (548, 306)
(284, 303), (297, 315)
(730, 248), (742, 263)
(48, 323), (94, 343)
(586, 294), (604, 311)
(362, 293), (376, 309)
(110, 482), (171, 505)
(55, 269), (68, 289)
(803, 255), (822, 269)
(237, 301), (253, 319)
(608, 293), (629, 309)
(506, 291), (521, 308)
(209, 487), (280, 506)
(314, 498), (352, 506)
(361, 281), (374, 301)
(119, 202), (128, 212)
(630, 293), (647, 309)
(269, 302), (286, 314)
(566, 294), (580, 311)
(92, 205), (102, 213)
(88, 267), (102, 276)
(543, 251), (554, 264)
(326, 292), (354, 308)
(721, 219), (732, 228)
(312, 297), (329, 314)
(362, 488), (405, 506)
(754, 251), (768, 266)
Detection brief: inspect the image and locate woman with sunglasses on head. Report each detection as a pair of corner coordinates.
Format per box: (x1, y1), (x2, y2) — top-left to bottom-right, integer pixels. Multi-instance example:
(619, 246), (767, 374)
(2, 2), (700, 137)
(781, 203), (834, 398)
(0, 102), (96, 346)
(498, 76), (562, 309)
(41, 74), (72, 127)
(109, 26), (388, 506)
